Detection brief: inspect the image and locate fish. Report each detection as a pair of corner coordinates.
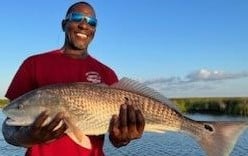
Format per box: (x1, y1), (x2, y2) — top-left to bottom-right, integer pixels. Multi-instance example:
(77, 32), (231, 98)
(2, 77), (247, 156)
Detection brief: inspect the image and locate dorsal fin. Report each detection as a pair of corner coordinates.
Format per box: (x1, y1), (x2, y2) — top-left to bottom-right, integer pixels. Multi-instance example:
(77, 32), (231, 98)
(111, 77), (179, 111)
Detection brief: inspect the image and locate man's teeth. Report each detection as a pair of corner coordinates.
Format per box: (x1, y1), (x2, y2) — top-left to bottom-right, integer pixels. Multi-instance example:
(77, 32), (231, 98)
(76, 33), (87, 38)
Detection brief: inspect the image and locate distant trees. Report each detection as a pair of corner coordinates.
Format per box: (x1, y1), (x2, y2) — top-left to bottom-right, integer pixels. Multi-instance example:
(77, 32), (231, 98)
(0, 99), (9, 108)
(171, 97), (248, 116)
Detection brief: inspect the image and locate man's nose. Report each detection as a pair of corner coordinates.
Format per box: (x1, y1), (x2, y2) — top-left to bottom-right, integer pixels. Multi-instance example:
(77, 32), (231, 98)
(78, 19), (88, 29)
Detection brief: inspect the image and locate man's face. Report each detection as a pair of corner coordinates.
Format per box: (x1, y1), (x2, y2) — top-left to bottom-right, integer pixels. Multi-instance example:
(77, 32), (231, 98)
(64, 4), (96, 50)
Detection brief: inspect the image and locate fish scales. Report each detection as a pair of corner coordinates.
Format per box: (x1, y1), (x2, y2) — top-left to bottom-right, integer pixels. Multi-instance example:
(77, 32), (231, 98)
(26, 82), (185, 134)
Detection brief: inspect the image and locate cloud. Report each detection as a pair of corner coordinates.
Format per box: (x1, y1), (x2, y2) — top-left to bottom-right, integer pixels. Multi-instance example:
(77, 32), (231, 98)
(142, 69), (248, 97)
(143, 69), (248, 86)
(186, 69), (248, 82)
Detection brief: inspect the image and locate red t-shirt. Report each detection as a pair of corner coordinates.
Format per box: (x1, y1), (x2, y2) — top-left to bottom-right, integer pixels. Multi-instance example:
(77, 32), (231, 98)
(5, 49), (118, 156)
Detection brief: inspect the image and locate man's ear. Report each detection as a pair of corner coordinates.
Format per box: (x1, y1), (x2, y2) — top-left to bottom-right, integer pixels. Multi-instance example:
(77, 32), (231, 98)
(62, 20), (67, 32)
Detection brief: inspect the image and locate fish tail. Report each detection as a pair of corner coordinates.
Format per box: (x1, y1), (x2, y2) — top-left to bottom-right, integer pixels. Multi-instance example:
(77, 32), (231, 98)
(196, 121), (247, 156)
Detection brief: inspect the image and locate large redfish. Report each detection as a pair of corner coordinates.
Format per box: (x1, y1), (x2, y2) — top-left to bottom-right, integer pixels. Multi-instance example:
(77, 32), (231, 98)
(2, 78), (247, 156)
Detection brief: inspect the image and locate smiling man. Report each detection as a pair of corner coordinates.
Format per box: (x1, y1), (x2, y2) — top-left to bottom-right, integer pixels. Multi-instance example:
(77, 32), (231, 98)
(62, 2), (97, 57)
(2, 1), (145, 156)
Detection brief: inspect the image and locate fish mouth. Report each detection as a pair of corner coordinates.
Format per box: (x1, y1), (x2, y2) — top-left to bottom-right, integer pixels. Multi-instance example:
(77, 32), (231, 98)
(2, 110), (28, 126)
(5, 117), (31, 126)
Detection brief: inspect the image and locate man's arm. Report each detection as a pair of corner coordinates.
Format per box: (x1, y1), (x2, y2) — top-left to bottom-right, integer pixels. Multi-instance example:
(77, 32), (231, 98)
(2, 112), (67, 147)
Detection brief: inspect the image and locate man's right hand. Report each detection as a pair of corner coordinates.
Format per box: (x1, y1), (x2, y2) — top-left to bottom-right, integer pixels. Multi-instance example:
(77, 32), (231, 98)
(2, 111), (68, 147)
(27, 111), (68, 145)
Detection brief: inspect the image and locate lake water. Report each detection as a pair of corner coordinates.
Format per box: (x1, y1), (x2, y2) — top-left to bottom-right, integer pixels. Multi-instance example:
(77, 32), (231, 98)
(0, 111), (248, 156)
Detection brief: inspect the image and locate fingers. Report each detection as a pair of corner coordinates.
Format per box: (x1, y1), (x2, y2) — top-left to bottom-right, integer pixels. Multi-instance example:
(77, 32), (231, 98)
(32, 111), (49, 130)
(126, 102), (137, 135)
(49, 121), (67, 139)
(120, 102), (144, 134)
(119, 104), (128, 133)
(46, 112), (65, 132)
(109, 114), (120, 136)
(42, 112), (67, 142)
(135, 109), (145, 137)
(109, 115), (123, 147)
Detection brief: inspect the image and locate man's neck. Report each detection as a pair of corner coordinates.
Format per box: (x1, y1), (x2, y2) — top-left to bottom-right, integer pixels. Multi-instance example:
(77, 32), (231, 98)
(61, 47), (88, 59)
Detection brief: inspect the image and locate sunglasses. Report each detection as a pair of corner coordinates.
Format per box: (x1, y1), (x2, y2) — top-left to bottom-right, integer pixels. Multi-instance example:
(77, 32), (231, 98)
(65, 12), (97, 27)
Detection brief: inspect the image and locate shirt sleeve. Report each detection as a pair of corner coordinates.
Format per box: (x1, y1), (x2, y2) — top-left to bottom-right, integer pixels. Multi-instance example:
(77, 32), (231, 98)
(104, 68), (119, 85)
(5, 57), (36, 100)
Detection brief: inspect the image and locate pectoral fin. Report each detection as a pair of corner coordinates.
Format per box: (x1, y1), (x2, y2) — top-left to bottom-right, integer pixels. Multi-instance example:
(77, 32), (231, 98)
(64, 118), (92, 149)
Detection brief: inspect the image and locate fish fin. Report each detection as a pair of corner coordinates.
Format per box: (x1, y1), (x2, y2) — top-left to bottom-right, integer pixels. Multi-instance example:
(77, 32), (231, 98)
(111, 77), (179, 111)
(196, 121), (247, 156)
(64, 118), (92, 149)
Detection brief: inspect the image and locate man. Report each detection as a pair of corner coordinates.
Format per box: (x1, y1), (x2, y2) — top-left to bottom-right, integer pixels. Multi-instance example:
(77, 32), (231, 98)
(2, 1), (145, 156)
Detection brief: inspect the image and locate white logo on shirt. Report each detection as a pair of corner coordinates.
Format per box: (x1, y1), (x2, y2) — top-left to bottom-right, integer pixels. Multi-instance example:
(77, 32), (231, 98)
(85, 71), (101, 83)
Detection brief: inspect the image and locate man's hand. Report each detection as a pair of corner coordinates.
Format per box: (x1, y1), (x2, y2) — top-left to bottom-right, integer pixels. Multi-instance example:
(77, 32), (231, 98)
(108, 99), (145, 147)
(26, 111), (68, 145)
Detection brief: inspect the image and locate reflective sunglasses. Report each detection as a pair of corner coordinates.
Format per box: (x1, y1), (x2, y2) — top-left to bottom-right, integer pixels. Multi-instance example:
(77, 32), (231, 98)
(65, 12), (97, 27)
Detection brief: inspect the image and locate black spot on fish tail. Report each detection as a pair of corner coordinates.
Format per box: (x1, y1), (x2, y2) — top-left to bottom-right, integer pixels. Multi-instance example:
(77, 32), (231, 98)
(204, 124), (213, 132)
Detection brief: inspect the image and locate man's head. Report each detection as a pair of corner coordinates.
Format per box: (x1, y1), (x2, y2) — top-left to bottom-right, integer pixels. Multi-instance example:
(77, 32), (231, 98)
(62, 2), (97, 52)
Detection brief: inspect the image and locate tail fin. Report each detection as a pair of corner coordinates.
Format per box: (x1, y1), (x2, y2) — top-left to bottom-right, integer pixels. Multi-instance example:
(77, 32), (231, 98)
(197, 121), (247, 156)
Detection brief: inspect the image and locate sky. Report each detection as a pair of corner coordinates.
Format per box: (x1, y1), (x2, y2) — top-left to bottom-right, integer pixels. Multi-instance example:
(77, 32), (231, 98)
(0, 0), (247, 98)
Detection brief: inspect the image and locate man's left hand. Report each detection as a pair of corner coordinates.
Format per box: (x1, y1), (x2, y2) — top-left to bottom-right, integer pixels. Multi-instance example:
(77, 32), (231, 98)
(108, 100), (145, 147)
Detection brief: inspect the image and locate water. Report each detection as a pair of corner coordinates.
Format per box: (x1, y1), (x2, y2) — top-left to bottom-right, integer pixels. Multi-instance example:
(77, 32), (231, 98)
(1, 111), (248, 156)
